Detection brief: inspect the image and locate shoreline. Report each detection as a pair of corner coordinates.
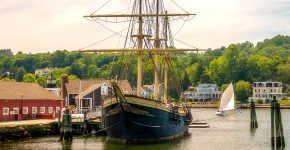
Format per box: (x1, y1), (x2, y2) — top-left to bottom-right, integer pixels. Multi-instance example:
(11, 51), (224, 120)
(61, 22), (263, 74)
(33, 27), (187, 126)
(190, 105), (290, 109)
(0, 119), (58, 142)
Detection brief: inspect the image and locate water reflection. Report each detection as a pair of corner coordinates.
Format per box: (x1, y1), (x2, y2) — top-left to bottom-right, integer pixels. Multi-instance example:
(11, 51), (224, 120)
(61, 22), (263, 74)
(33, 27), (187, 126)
(101, 134), (191, 150)
(2, 109), (290, 150)
(61, 141), (72, 150)
(250, 128), (257, 136)
(272, 147), (285, 150)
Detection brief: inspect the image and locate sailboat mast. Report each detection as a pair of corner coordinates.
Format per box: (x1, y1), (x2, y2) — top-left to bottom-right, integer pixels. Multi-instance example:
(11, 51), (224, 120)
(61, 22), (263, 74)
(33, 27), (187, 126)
(153, 0), (160, 100)
(137, 0), (143, 97)
(163, 11), (168, 103)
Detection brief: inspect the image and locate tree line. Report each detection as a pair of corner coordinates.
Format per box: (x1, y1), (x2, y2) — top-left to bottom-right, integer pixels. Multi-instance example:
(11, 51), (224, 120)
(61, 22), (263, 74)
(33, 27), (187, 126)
(1, 35), (290, 102)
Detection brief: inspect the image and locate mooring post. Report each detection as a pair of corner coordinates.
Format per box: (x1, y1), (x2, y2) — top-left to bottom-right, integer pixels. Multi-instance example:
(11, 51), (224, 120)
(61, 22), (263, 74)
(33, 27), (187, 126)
(250, 100), (258, 129)
(83, 111), (88, 135)
(58, 110), (61, 131)
(271, 96), (285, 149)
(60, 108), (73, 141)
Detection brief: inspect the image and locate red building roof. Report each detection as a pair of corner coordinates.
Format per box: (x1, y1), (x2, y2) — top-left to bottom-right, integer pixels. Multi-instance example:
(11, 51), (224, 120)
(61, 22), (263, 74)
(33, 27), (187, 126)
(0, 81), (63, 100)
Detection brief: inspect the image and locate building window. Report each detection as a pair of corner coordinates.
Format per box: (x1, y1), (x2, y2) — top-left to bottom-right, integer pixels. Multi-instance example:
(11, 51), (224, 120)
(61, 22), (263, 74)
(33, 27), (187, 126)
(13, 108), (19, 114)
(48, 107), (53, 113)
(3, 108), (9, 115)
(23, 107), (28, 114)
(56, 107), (60, 113)
(40, 107), (45, 113)
(32, 107), (37, 114)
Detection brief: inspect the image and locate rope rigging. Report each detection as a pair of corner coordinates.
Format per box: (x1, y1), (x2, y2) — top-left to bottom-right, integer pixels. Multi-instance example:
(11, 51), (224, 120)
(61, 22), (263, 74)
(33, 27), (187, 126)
(192, 111), (242, 123)
(90, 0), (112, 16)
(78, 27), (129, 50)
(81, 0), (203, 100)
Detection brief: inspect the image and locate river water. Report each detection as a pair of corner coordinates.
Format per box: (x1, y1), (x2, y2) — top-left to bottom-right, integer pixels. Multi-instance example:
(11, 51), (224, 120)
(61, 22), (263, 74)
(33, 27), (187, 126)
(1, 109), (290, 150)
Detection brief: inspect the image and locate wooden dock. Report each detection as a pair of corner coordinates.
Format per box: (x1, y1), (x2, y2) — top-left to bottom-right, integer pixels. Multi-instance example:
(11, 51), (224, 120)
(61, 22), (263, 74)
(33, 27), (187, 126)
(189, 122), (210, 128)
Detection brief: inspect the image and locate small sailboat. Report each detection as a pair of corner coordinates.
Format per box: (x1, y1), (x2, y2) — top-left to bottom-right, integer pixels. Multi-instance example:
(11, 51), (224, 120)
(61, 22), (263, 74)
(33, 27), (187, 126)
(216, 83), (235, 116)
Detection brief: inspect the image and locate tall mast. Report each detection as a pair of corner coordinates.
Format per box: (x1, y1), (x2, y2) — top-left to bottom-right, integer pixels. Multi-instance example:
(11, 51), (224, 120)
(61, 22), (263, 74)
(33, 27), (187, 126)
(153, 0), (160, 100)
(137, 0), (143, 97)
(83, 1), (200, 98)
(163, 11), (169, 103)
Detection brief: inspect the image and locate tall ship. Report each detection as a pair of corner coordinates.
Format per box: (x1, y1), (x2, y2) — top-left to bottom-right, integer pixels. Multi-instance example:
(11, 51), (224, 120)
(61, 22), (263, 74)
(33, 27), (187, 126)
(83, 0), (202, 143)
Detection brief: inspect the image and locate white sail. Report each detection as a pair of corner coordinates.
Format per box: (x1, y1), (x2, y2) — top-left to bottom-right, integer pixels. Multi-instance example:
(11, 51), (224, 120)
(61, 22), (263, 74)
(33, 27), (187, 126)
(218, 83), (235, 112)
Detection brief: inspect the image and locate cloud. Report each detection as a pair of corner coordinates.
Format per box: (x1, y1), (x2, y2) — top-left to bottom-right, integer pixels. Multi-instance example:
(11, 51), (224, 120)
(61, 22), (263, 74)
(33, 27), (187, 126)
(0, 0), (290, 53)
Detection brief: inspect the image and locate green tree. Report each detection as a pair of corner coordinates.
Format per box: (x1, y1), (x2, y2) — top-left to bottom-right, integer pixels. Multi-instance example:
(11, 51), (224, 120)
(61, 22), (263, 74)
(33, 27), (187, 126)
(56, 74), (79, 87)
(51, 67), (70, 78)
(1, 77), (15, 82)
(51, 50), (66, 68)
(234, 80), (252, 103)
(181, 71), (191, 91)
(23, 73), (36, 83)
(278, 64), (290, 84)
(87, 64), (101, 79)
(220, 84), (229, 92)
(223, 44), (241, 82)
(70, 60), (86, 78)
(0, 49), (13, 57)
(68, 75), (79, 80)
(15, 67), (27, 82)
(206, 58), (226, 85)
(36, 76), (46, 87)
(246, 55), (273, 81)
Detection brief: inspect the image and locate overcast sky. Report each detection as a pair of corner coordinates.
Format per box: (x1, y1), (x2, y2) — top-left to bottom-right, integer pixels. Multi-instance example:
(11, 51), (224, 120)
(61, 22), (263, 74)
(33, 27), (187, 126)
(1, 0), (290, 54)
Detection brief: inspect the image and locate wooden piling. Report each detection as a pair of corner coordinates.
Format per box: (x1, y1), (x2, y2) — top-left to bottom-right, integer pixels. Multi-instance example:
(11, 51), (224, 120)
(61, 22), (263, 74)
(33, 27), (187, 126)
(57, 110), (61, 132)
(82, 112), (88, 135)
(250, 100), (258, 129)
(271, 96), (285, 148)
(60, 108), (73, 141)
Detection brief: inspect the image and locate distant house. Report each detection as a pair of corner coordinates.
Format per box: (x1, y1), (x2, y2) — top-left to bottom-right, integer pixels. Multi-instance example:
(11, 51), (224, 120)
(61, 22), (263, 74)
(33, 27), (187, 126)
(142, 85), (154, 98)
(35, 67), (52, 76)
(249, 81), (287, 103)
(0, 81), (63, 121)
(181, 84), (221, 102)
(60, 77), (133, 113)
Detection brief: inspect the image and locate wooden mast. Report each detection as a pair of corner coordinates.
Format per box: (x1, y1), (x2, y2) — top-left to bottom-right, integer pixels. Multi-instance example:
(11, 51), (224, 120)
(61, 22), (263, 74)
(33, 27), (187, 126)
(163, 11), (169, 104)
(153, 0), (160, 100)
(82, 0), (201, 99)
(137, 0), (143, 97)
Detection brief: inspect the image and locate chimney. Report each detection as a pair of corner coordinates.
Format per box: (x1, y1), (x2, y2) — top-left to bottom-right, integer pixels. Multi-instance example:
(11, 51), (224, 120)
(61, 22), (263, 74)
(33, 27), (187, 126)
(61, 75), (68, 99)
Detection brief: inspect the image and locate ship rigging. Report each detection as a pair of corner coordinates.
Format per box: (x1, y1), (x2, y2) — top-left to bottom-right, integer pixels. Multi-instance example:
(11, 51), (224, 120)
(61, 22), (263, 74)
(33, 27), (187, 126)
(80, 0), (204, 143)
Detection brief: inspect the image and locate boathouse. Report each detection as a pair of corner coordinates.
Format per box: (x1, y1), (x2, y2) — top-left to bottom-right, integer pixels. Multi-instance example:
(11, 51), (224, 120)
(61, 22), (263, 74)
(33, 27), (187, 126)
(0, 81), (63, 121)
(60, 77), (133, 113)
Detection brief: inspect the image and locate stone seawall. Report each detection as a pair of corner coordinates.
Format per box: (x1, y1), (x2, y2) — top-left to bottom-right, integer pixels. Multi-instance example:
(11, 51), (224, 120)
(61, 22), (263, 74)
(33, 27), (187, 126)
(0, 119), (57, 141)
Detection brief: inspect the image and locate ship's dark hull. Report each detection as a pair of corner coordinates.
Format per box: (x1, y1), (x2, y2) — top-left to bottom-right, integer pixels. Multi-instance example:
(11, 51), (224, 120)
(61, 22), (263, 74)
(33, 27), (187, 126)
(103, 96), (192, 144)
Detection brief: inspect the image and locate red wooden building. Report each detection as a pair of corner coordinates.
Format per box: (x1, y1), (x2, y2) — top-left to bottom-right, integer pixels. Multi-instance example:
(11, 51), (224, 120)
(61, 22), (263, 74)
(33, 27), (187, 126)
(0, 81), (63, 121)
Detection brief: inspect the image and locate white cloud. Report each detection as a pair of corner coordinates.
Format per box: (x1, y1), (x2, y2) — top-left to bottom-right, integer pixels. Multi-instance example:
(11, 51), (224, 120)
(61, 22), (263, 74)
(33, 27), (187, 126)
(0, 0), (290, 53)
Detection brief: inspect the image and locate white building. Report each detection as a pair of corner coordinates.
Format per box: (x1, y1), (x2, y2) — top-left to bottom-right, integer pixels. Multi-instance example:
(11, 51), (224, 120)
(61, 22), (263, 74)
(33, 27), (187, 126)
(181, 84), (221, 102)
(35, 67), (53, 76)
(249, 81), (287, 103)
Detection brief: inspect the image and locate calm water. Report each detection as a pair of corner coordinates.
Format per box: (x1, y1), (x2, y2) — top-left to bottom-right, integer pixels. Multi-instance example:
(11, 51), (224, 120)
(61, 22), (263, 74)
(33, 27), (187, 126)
(1, 109), (290, 150)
